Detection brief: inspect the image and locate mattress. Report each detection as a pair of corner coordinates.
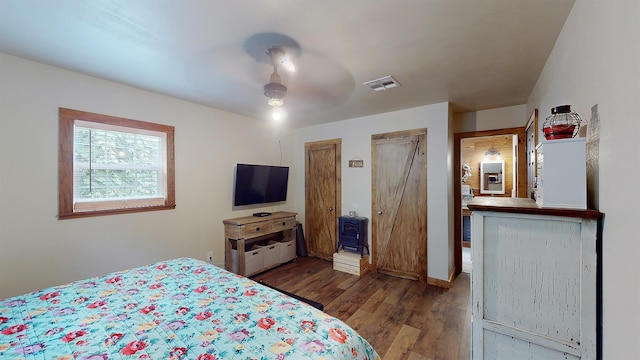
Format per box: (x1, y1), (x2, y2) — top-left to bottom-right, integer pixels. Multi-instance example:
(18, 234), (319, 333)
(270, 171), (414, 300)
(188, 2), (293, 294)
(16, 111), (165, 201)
(0, 257), (379, 359)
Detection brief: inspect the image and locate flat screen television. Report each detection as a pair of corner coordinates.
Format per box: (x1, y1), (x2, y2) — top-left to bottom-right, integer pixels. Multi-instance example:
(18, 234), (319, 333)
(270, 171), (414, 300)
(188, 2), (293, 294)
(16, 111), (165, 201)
(233, 163), (289, 206)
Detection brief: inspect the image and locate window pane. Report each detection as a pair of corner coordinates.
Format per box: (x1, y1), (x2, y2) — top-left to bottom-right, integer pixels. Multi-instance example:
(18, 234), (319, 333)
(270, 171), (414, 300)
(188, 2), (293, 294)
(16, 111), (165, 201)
(73, 125), (166, 203)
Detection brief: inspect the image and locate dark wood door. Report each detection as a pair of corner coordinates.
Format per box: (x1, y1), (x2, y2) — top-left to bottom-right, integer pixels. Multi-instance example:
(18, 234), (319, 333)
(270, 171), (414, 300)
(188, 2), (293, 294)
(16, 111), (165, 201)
(372, 129), (427, 281)
(305, 139), (341, 261)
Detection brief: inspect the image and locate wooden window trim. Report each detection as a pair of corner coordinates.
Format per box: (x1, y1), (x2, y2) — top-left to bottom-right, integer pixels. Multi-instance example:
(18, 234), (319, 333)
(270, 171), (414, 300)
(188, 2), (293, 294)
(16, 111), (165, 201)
(58, 108), (176, 219)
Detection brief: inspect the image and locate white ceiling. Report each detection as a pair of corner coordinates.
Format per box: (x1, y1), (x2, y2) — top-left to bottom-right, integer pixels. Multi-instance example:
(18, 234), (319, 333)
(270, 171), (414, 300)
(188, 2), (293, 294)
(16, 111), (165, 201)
(0, 0), (575, 127)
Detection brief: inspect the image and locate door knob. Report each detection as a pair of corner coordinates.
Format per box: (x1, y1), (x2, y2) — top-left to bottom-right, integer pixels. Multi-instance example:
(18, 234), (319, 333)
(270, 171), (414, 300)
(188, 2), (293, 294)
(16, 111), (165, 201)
(377, 211), (383, 215)
(329, 207), (334, 212)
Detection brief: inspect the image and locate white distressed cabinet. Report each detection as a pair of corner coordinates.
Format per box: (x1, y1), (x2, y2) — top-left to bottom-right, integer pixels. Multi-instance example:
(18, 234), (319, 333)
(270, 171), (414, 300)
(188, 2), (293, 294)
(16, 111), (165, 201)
(467, 197), (601, 360)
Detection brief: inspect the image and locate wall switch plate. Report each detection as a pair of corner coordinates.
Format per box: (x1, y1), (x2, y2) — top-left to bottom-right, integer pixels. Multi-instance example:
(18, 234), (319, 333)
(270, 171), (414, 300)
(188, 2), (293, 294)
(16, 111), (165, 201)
(207, 251), (213, 263)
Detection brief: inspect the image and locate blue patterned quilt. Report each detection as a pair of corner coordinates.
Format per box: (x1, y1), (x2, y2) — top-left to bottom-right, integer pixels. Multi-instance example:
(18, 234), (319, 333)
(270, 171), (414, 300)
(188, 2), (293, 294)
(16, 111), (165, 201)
(0, 258), (379, 359)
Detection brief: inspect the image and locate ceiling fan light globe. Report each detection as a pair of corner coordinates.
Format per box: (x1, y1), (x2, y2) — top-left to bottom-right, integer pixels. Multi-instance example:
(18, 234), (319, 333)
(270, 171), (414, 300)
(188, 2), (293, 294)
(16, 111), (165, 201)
(268, 98), (284, 107)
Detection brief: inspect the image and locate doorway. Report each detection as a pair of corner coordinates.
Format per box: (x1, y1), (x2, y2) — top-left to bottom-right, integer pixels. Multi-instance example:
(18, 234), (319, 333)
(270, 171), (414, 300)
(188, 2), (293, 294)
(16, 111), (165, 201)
(454, 127), (526, 275)
(371, 129), (427, 282)
(304, 139), (341, 261)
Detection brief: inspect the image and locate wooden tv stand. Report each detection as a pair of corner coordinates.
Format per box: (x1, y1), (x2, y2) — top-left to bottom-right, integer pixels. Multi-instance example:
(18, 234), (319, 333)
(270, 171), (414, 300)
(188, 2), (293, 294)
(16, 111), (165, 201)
(223, 211), (297, 276)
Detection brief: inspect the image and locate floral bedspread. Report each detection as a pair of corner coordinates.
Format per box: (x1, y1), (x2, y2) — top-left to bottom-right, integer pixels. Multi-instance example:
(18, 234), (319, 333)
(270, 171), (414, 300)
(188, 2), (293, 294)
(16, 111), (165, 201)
(0, 258), (379, 359)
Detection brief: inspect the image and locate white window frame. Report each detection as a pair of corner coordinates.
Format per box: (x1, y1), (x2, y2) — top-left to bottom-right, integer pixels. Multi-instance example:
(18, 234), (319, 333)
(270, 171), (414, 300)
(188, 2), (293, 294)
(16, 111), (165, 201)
(59, 108), (175, 219)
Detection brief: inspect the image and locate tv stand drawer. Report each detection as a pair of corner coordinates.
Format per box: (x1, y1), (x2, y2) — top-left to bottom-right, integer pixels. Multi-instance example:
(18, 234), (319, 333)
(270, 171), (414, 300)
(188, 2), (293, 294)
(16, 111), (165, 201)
(227, 221), (273, 239)
(271, 217), (296, 233)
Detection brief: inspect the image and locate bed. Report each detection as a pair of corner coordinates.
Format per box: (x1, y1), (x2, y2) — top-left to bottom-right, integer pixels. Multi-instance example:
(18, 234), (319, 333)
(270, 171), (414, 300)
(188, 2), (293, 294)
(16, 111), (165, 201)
(0, 257), (379, 359)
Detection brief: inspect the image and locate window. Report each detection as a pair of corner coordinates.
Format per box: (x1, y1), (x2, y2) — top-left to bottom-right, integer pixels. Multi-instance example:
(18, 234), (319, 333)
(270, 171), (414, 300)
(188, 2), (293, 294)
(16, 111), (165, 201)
(59, 108), (175, 219)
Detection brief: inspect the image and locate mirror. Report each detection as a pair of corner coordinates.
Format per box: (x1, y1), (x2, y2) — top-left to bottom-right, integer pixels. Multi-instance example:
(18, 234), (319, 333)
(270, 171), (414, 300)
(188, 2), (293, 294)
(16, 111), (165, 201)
(480, 160), (505, 194)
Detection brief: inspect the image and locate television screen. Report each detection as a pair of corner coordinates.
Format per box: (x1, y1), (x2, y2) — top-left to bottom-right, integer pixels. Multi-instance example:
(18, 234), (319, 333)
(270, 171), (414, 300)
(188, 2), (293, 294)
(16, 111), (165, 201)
(233, 164), (289, 206)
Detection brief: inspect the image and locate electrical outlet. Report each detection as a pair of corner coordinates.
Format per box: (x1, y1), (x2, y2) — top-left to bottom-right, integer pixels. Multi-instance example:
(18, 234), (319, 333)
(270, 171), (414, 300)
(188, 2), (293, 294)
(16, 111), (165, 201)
(207, 251), (213, 263)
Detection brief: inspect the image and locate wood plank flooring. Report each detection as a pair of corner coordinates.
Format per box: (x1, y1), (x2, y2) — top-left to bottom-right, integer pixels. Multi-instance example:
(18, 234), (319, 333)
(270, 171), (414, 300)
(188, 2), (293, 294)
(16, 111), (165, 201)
(252, 256), (471, 360)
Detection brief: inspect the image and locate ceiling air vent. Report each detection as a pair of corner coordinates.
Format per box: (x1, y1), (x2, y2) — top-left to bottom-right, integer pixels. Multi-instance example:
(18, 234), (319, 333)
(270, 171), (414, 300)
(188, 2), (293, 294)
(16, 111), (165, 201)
(362, 75), (401, 92)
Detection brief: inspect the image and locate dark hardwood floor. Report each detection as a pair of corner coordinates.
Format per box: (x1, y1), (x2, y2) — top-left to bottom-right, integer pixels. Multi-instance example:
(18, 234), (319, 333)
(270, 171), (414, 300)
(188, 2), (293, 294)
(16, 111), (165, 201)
(252, 256), (471, 360)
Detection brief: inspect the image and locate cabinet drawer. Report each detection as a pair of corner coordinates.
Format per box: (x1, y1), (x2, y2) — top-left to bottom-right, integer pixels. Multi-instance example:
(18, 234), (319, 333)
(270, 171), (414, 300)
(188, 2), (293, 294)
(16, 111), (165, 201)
(226, 221), (273, 239)
(271, 216), (296, 233)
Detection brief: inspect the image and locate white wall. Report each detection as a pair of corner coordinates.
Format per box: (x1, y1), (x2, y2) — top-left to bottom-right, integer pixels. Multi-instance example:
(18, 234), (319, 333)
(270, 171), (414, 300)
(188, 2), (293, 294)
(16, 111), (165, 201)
(290, 102), (454, 281)
(527, 0), (640, 358)
(454, 104), (527, 133)
(0, 53), (295, 299)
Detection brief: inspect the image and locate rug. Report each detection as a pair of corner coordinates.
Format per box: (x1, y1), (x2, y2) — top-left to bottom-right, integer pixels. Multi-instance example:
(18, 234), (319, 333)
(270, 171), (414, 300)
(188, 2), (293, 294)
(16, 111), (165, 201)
(258, 280), (324, 311)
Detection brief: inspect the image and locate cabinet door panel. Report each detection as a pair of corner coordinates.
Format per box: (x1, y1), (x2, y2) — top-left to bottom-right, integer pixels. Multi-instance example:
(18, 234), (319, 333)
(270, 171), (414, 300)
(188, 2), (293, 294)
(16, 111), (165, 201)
(482, 216), (582, 342)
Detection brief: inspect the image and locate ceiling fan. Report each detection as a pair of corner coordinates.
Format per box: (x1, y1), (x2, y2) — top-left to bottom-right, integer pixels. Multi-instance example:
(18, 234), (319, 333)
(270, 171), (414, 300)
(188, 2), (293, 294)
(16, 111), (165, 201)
(243, 32), (299, 110)
(263, 46), (294, 107)
(243, 32), (354, 121)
